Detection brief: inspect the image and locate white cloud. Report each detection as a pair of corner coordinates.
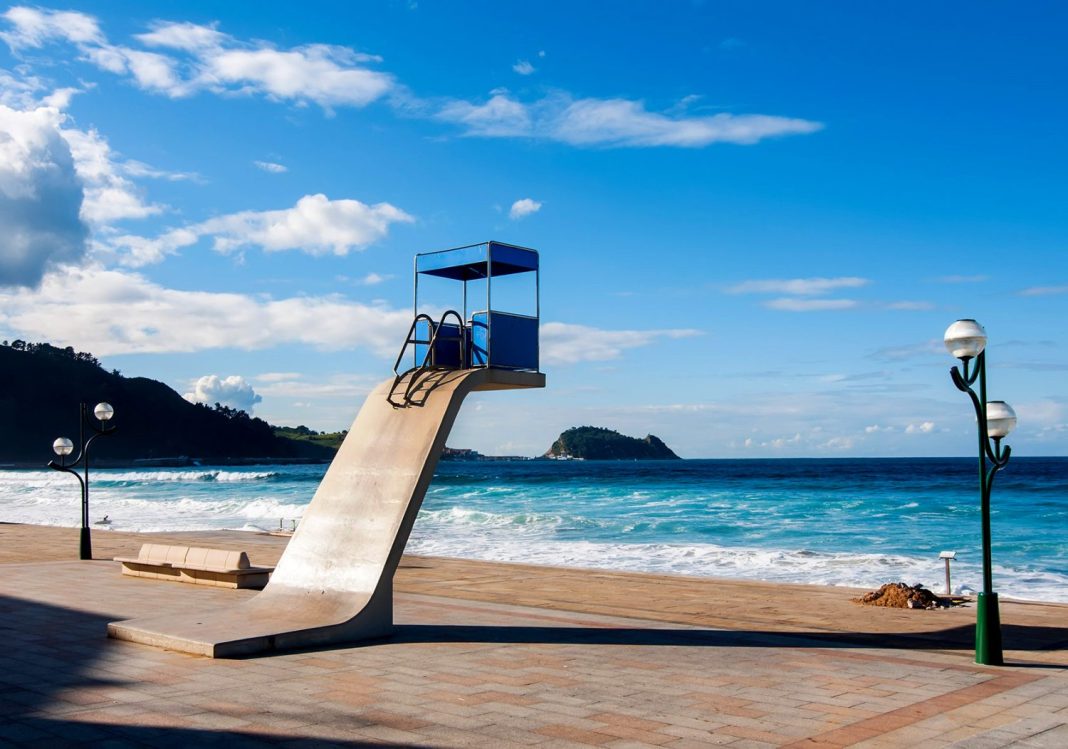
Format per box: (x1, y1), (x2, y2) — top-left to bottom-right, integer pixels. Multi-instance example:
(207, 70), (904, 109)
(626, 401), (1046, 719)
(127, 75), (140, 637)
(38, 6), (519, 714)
(0, 6), (105, 49)
(184, 374), (262, 413)
(513, 59), (535, 75)
(865, 424), (895, 433)
(203, 45), (392, 108)
(40, 86), (80, 108)
(743, 429), (807, 446)
(199, 194), (413, 256)
(869, 339), (944, 362)
(253, 160), (287, 173)
(0, 68), (51, 108)
(0, 66), (180, 285)
(936, 274), (988, 284)
(437, 91), (822, 148)
(1014, 399), (1067, 429)
(437, 91), (533, 137)
(727, 277), (869, 295)
(0, 267), (413, 355)
(550, 97), (822, 147)
(540, 322), (701, 365)
(120, 159), (199, 182)
(253, 372), (376, 401)
(0, 103), (88, 287)
(2, 9), (394, 109)
(0, 269), (704, 375)
(770, 433), (801, 448)
(0, 66), (186, 228)
(253, 371), (381, 430)
(1, 7), (190, 96)
(885, 300), (934, 311)
(358, 272), (392, 286)
(60, 126), (163, 222)
(135, 20), (226, 52)
(905, 421), (935, 434)
(116, 48), (183, 93)
(764, 298), (858, 312)
(113, 193), (413, 265)
(1019, 284), (1068, 297)
(256, 372), (302, 384)
(110, 227), (197, 266)
(509, 197), (542, 220)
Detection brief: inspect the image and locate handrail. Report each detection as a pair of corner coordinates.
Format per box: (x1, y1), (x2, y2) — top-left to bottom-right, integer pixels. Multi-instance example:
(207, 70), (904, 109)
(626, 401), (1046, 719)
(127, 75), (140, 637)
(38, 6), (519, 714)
(429, 310), (466, 369)
(392, 313), (435, 377)
(403, 310), (465, 403)
(388, 310), (467, 408)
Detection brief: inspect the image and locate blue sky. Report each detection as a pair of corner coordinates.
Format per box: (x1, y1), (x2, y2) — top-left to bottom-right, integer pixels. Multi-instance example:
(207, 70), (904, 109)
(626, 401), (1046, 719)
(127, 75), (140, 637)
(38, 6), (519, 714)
(0, 2), (1065, 457)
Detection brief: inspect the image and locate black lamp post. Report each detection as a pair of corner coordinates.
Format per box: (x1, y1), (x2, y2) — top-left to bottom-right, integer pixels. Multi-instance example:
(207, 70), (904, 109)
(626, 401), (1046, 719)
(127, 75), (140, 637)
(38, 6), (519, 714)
(48, 402), (116, 560)
(945, 319), (1016, 666)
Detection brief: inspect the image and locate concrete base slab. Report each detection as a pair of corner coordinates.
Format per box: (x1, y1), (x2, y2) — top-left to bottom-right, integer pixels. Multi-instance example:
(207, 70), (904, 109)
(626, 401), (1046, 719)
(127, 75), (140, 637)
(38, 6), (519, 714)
(107, 583), (394, 657)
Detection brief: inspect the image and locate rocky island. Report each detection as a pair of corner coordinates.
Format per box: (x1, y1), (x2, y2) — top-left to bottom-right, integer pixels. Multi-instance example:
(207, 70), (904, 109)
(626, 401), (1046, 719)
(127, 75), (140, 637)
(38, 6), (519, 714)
(544, 426), (680, 460)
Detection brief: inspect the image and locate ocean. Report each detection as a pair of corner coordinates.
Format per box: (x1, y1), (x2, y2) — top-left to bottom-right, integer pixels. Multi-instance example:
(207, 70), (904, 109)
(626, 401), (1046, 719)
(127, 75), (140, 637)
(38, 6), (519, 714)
(2, 457), (1066, 603)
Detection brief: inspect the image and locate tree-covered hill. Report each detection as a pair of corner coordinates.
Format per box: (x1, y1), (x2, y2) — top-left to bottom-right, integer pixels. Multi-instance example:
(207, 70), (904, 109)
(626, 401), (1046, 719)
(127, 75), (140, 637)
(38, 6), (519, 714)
(273, 425), (348, 451)
(544, 426), (680, 460)
(0, 341), (334, 465)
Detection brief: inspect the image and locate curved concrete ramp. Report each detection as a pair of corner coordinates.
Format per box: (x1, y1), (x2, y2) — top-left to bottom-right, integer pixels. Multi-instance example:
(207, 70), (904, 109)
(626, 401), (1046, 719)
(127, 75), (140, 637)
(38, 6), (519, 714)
(107, 368), (545, 657)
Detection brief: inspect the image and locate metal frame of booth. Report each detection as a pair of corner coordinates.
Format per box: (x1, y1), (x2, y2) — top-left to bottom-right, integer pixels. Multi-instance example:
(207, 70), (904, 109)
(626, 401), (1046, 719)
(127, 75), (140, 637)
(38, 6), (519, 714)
(410, 241), (540, 372)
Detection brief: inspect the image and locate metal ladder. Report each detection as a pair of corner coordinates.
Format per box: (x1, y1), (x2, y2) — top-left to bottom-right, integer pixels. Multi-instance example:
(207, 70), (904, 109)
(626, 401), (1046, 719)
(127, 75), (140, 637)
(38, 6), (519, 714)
(387, 310), (467, 408)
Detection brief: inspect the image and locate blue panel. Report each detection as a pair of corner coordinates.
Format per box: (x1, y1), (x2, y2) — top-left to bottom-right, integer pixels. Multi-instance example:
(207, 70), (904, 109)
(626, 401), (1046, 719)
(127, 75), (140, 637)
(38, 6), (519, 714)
(414, 319), (464, 368)
(417, 244), (488, 278)
(469, 311), (539, 370)
(488, 242), (538, 273)
(416, 242), (538, 280)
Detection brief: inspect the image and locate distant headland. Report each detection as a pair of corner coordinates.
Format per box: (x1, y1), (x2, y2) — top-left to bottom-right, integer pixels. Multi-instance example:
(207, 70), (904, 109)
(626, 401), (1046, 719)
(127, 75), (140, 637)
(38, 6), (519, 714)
(543, 426), (680, 460)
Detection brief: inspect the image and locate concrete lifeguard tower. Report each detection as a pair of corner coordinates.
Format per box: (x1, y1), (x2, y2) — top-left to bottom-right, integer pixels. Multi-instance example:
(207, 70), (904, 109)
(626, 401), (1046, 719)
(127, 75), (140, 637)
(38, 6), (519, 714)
(390, 241), (541, 405)
(109, 242), (545, 657)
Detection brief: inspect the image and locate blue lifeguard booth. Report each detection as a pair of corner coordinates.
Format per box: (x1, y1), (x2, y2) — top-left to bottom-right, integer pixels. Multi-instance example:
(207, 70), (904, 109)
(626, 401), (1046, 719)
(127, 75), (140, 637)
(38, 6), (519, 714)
(393, 242), (540, 392)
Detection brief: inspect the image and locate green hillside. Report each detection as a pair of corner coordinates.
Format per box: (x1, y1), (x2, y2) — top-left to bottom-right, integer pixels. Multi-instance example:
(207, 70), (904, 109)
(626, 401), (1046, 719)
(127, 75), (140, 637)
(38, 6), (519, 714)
(0, 341), (334, 465)
(273, 425), (348, 451)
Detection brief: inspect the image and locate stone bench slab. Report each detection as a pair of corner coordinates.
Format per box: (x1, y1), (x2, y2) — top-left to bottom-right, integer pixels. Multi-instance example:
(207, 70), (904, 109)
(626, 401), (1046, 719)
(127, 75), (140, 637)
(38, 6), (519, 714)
(115, 543), (273, 590)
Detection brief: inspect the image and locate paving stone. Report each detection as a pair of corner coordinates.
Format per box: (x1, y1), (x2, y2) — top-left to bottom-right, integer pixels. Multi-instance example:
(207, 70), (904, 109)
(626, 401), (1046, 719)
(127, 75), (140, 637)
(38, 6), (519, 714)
(2, 526), (1068, 748)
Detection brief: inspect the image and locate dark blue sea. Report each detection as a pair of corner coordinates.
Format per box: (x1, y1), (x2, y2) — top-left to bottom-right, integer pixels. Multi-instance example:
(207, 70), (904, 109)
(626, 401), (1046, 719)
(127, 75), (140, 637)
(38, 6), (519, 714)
(3, 457), (1066, 601)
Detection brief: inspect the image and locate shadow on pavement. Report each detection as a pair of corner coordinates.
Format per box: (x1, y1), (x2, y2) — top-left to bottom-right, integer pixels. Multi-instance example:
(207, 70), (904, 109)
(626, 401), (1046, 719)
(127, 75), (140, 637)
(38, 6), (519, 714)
(393, 622), (1068, 656)
(0, 594), (402, 747)
(15, 718), (389, 747)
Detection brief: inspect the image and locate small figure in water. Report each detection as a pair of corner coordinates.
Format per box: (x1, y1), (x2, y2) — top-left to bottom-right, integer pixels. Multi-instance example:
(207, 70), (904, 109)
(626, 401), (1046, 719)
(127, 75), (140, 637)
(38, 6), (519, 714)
(94, 515), (111, 525)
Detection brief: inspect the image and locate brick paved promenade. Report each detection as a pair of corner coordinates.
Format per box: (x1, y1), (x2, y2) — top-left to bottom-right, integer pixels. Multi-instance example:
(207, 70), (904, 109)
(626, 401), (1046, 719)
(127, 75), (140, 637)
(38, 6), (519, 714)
(2, 523), (1066, 747)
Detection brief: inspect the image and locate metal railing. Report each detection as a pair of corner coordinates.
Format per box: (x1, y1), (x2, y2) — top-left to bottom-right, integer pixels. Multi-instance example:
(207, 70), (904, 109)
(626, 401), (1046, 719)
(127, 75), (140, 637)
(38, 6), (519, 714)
(388, 310), (467, 407)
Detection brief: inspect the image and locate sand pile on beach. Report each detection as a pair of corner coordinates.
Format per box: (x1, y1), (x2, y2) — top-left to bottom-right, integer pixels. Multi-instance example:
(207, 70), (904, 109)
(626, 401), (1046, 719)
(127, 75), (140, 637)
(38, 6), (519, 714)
(853, 582), (948, 609)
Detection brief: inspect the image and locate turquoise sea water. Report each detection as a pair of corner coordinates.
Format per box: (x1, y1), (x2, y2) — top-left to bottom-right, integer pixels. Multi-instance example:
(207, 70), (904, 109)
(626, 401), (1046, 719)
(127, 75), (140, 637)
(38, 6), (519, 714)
(2, 457), (1066, 602)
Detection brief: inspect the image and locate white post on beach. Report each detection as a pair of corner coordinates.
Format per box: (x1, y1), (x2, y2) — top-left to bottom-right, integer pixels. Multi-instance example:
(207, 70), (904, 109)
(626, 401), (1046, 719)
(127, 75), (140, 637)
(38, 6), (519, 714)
(940, 550), (956, 596)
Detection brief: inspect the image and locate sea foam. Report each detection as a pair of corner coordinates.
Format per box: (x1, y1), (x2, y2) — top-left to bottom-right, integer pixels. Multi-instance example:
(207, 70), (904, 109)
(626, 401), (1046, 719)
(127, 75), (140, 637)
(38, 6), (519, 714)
(2, 458), (1066, 603)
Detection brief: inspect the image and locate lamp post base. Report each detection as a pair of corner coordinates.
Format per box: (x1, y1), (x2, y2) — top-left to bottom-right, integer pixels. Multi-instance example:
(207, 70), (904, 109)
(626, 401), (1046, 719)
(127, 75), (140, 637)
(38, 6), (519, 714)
(80, 526), (92, 561)
(975, 592), (1003, 666)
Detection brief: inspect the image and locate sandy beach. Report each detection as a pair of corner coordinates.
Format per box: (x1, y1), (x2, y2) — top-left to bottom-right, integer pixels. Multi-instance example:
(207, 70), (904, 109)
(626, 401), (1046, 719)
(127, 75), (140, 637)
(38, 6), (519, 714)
(2, 521), (1067, 747)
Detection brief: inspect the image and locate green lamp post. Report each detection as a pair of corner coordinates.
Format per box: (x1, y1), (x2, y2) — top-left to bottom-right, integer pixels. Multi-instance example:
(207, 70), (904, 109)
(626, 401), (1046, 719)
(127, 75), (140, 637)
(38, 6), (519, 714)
(944, 319), (1016, 666)
(48, 402), (117, 560)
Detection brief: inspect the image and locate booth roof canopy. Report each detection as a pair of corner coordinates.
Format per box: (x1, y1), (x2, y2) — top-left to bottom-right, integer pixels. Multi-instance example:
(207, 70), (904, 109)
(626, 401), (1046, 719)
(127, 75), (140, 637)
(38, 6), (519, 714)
(416, 241), (538, 280)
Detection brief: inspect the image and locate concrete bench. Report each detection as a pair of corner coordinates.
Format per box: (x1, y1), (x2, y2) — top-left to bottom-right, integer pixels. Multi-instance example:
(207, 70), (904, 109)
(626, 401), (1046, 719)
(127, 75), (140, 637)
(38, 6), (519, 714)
(114, 544), (273, 589)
